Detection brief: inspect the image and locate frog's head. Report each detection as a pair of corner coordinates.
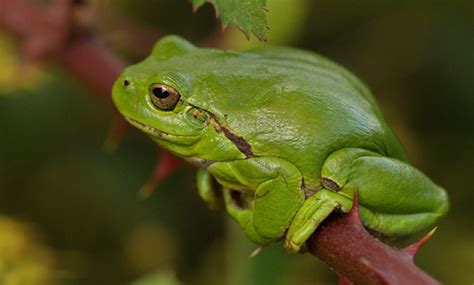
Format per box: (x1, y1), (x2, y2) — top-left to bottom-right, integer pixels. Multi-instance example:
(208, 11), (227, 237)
(112, 35), (245, 163)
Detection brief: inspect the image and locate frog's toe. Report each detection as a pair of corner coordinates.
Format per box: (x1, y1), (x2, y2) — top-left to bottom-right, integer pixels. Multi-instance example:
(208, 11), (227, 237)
(284, 235), (307, 253)
(285, 203), (335, 254)
(285, 190), (343, 254)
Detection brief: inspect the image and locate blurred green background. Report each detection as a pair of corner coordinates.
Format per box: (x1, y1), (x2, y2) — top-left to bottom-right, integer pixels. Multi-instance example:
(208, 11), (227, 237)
(0, 0), (473, 284)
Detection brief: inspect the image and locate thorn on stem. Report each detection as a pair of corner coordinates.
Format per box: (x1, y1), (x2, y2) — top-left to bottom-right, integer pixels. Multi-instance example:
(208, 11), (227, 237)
(249, 246), (264, 258)
(402, 227), (437, 259)
(346, 190), (363, 226)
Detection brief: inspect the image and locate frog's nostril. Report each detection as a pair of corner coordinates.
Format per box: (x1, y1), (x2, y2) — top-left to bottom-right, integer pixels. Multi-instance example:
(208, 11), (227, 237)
(123, 79), (130, 87)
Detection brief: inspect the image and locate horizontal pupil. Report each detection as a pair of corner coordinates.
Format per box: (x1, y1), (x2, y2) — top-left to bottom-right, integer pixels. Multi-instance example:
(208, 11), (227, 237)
(153, 87), (169, 99)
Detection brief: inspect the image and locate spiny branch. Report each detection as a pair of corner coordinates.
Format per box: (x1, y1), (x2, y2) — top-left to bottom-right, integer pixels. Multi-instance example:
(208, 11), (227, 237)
(307, 195), (441, 285)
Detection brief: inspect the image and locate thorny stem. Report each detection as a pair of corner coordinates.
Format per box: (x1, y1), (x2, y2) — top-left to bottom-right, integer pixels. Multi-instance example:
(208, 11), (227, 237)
(307, 195), (441, 285)
(0, 1), (443, 284)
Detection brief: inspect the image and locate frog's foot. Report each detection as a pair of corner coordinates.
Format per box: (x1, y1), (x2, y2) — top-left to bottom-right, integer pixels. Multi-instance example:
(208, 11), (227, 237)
(285, 189), (352, 253)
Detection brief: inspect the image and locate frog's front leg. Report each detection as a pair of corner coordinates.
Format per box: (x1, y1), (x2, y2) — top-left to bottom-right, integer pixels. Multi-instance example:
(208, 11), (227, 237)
(285, 148), (449, 253)
(196, 168), (223, 210)
(208, 157), (305, 244)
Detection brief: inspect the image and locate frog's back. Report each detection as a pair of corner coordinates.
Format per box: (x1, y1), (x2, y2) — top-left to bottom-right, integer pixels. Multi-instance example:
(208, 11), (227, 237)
(248, 46), (382, 113)
(175, 46), (407, 188)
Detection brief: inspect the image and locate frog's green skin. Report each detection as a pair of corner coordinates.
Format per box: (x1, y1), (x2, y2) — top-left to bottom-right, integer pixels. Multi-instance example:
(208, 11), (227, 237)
(112, 35), (449, 253)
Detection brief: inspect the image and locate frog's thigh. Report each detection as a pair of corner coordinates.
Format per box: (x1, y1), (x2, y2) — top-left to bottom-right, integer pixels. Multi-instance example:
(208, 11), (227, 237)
(196, 168), (222, 209)
(208, 157), (305, 244)
(321, 148), (449, 237)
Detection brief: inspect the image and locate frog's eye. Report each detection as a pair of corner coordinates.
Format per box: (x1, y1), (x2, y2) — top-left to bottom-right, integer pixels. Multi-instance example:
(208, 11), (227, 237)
(149, 83), (181, 111)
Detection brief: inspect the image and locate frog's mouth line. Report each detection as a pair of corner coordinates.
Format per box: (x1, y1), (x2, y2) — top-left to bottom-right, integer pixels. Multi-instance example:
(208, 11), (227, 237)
(125, 117), (198, 140)
(125, 117), (169, 138)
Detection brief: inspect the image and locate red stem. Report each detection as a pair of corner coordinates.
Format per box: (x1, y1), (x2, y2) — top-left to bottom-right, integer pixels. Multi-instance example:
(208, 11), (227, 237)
(56, 38), (125, 103)
(307, 197), (441, 285)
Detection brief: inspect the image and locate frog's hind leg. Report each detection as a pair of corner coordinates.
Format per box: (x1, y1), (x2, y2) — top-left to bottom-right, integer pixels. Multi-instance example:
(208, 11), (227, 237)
(286, 147), (449, 253)
(285, 189), (353, 253)
(320, 148), (448, 239)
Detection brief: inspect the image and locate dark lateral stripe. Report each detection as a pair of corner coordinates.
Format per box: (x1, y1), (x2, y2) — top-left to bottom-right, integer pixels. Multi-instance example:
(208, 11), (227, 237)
(219, 125), (254, 158)
(191, 104), (254, 158)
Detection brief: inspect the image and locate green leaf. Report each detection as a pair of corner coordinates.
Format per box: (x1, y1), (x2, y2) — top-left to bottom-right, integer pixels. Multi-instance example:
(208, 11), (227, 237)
(192, 0), (269, 41)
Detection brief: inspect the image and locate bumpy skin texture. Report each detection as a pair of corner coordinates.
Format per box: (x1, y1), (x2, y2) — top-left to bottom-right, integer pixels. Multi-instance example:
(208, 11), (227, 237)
(112, 35), (449, 253)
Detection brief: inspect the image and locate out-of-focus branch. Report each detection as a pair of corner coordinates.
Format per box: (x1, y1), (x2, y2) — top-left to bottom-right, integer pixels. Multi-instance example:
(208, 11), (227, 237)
(0, 0), (182, 188)
(0, 1), (443, 284)
(307, 197), (441, 285)
(56, 38), (125, 103)
(0, 0), (70, 59)
(0, 0), (125, 100)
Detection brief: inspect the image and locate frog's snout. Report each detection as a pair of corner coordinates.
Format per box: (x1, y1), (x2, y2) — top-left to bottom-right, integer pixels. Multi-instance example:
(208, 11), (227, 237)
(112, 75), (137, 116)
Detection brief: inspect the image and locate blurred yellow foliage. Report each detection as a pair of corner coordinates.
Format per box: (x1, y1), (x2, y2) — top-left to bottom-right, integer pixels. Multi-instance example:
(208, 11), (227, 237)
(0, 34), (47, 95)
(0, 216), (56, 285)
(123, 223), (178, 274)
(131, 270), (182, 285)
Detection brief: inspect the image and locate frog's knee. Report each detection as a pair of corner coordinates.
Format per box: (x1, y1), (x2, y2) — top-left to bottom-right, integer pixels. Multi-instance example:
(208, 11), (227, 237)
(321, 148), (380, 189)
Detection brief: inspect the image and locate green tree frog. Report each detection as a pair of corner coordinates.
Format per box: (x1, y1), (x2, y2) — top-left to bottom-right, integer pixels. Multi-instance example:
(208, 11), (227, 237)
(112, 35), (449, 253)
